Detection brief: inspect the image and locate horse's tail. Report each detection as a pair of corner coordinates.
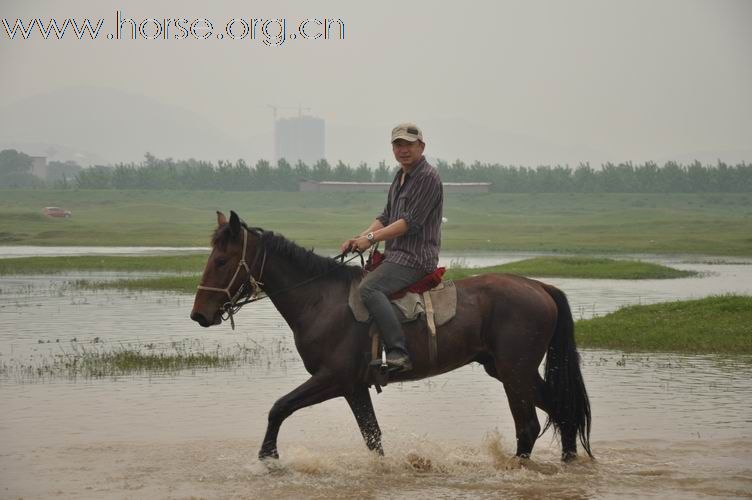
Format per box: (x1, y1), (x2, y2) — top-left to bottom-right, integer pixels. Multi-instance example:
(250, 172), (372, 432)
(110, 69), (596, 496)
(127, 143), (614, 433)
(541, 284), (593, 458)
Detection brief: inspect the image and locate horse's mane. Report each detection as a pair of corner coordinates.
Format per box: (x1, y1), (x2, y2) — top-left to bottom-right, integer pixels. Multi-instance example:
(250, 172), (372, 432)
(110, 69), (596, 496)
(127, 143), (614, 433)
(212, 223), (362, 283)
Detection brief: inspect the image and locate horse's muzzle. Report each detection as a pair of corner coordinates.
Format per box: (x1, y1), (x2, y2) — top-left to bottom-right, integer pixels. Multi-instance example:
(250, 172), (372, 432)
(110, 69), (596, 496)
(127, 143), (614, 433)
(190, 311), (221, 327)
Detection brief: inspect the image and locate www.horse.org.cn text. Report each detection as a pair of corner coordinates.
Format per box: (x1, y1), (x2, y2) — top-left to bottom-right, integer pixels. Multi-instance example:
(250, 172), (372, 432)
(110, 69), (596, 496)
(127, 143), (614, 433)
(1, 11), (346, 46)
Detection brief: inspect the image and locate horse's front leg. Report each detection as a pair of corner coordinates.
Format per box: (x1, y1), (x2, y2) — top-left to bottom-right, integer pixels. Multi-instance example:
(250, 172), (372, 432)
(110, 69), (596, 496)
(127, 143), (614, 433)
(345, 385), (383, 455)
(259, 374), (342, 460)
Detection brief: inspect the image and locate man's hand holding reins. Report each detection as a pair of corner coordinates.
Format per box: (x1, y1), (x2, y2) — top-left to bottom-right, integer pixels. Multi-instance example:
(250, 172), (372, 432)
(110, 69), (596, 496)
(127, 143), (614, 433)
(340, 218), (409, 254)
(340, 236), (371, 254)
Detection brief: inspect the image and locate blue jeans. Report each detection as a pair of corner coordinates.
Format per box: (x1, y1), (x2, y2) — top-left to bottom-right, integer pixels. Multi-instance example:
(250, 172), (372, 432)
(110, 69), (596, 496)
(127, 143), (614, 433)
(358, 261), (426, 356)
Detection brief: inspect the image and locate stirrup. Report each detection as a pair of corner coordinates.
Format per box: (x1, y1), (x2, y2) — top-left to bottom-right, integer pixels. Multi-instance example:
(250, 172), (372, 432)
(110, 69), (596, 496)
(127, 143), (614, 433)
(370, 348), (387, 369)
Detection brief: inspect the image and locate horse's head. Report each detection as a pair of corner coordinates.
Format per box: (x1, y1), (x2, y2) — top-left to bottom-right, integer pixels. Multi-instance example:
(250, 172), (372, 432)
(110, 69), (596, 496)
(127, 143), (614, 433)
(190, 210), (263, 328)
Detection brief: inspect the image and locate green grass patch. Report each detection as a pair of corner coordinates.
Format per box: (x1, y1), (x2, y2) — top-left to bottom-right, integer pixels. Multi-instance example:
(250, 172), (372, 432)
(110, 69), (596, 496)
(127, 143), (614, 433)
(0, 339), (264, 381)
(2, 254), (692, 281)
(69, 256), (693, 295)
(575, 295), (752, 354)
(73, 275), (201, 294)
(0, 254), (208, 275)
(1, 190), (751, 255)
(445, 256), (696, 280)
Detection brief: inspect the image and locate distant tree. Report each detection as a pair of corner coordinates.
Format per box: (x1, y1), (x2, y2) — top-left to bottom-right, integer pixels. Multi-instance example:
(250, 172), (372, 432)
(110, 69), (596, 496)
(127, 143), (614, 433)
(600, 162), (626, 192)
(312, 159), (332, 181)
(184, 160), (216, 190)
(45, 152), (752, 193)
(294, 159), (311, 180)
(354, 162), (372, 182)
(143, 152), (159, 168)
(572, 163), (598, 192)
(659, 161), (686, 193)
(215, 160), (234, 190)
(435, 159), (450, 180)
(634, 161), (659, 192)
(467, 160), (491, 186)
(253, 159), (273, 190)
(48, 160), (82, 189)
(0, 149), (33, 175)
(449, 159), (467, 182)
(76, 165), (112, 188)
(275, 158), (297, 191)
(333, 160), (354, 181)
(231, 159), (253, 190)
(374, 161), (392, 182)
(738, 162), (752, 192)
(110, 164), (134, 189)
(685, 161), (709, 192)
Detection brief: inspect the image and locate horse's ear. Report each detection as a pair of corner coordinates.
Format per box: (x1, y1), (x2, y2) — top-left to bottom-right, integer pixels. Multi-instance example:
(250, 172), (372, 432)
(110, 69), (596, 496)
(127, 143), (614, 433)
(216, 211), (227, 226)
(229, 210), (241, 236)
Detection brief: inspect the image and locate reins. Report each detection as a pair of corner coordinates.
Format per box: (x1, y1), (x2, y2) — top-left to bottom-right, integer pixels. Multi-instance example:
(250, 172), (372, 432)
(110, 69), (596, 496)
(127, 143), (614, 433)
(197, 227), (366, 330)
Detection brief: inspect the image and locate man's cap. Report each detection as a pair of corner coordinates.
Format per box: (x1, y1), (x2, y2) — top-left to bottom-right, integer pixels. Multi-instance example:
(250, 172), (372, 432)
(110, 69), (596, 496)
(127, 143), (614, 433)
(391, 123), (424, 143)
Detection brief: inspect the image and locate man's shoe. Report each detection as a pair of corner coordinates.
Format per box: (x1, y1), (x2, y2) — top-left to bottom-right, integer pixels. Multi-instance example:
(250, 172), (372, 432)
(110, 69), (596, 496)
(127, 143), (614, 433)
(385, 351), (413, 373)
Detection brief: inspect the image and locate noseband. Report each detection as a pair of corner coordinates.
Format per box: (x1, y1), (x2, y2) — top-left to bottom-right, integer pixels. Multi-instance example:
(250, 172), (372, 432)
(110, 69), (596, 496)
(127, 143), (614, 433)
(197, 228), (266, 329)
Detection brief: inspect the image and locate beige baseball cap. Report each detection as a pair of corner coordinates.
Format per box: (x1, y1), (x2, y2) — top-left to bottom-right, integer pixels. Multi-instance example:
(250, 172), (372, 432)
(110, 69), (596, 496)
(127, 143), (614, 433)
(391, 123), (424, 143)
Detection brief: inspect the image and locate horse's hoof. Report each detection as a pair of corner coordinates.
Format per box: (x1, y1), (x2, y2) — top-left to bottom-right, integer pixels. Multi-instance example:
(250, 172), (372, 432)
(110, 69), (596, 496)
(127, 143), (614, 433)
(501, 456), (526, 470)
(561, 451), (578, 462)
(367, 444), (384, 457)
(258, 449), (279, 461)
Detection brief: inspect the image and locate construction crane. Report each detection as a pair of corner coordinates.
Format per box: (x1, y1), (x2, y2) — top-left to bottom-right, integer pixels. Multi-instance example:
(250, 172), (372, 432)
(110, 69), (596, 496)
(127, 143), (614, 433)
(266, 104), (312, 123)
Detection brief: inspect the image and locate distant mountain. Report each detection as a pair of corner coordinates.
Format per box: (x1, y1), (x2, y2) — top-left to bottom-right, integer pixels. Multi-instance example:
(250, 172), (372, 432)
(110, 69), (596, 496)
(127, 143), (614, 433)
(3, 86), (747, 169)
(0, 140), (109, 166)
(0, 86), (253, 166)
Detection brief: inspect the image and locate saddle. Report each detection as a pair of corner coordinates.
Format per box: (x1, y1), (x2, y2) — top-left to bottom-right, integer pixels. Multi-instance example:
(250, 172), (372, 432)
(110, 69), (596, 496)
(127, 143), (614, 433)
(347, 253), (458, 390)
(348, 280), (457, 332)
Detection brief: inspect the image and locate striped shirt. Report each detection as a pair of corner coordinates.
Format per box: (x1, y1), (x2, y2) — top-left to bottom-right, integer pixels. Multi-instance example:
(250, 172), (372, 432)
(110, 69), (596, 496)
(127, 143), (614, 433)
(377, 156), (443, 273)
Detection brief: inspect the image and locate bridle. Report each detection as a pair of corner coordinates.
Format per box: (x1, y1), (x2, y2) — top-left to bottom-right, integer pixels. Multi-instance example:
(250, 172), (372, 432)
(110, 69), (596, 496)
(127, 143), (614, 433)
(196, 225), (369, 330)
(197, 227), (267, 330)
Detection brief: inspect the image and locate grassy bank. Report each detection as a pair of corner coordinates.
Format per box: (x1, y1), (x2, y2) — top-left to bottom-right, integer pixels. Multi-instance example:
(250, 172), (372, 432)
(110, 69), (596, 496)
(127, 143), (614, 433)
(73, 275), (201, 293)
(0, 339), (263, 381)
(0, 254), (208, 275)
(575, 295), (752, 354)
(2, 254), (693, 280)
(1, 190), (751, 255)
(444, 256), (696, 280)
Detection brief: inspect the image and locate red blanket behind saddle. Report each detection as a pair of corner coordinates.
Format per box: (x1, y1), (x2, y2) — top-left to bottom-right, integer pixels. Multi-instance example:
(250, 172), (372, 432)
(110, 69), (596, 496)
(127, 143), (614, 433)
(365, 250), (445, 299)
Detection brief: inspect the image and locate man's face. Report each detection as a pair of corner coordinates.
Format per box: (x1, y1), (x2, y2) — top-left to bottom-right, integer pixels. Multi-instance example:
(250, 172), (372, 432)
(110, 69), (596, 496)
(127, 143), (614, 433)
(392, 139), (425, 168)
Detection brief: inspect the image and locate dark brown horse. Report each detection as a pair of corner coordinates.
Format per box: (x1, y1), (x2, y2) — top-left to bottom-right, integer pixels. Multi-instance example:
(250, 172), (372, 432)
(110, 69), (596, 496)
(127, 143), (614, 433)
(190, 211), (592, 462)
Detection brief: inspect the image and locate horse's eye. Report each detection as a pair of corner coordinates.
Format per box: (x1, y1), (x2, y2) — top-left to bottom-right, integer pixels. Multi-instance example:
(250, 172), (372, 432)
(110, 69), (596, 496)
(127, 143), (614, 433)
(214, 257), (228, 267)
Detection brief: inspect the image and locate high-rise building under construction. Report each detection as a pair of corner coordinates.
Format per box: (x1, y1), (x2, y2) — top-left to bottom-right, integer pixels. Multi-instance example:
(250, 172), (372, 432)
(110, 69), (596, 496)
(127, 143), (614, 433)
(274, 115), (325, 165)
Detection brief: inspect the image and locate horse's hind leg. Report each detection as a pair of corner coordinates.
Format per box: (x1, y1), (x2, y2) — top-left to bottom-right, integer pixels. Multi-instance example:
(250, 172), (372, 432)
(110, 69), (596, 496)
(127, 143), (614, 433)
(259, 375), (342, 460)
(534, 375), (578, 461)
(503, 376), (541, 458)
(345, 385), (383, 455)
(483, 360), (541, 458)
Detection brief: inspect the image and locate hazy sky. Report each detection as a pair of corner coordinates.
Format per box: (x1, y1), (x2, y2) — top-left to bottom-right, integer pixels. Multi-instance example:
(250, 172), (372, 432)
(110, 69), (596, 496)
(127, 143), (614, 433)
(2, 0), (750, 166)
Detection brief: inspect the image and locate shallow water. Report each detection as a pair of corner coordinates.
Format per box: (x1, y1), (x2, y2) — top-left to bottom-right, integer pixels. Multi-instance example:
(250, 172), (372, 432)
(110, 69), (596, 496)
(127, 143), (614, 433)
(1, 254), (751, 499)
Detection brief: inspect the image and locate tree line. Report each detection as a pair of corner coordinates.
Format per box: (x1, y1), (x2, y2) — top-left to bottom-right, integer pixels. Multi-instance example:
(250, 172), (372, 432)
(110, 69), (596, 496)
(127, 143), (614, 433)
(2, 149), (751, 193)
(74, 154), (396, 191)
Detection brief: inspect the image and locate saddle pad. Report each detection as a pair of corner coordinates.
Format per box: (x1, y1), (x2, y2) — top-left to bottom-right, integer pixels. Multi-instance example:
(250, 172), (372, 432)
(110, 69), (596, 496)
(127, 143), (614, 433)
(348, 280), (457, 326)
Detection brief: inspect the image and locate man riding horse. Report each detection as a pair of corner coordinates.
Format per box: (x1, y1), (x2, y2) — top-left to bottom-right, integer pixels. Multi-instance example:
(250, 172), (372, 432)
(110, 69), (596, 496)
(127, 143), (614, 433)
(340, 123), (443, 373)
(191, 123), (592, 461)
